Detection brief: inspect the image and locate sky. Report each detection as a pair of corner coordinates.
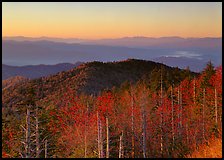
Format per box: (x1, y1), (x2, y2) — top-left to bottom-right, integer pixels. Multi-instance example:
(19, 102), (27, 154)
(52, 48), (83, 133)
(2, 2), (222, 39)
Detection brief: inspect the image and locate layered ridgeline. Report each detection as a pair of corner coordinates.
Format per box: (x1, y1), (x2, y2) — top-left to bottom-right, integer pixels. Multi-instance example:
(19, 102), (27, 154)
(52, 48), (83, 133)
(2, 62), (83, 80)
(2, 59), (197, 110)
(3, 37), (222, 72)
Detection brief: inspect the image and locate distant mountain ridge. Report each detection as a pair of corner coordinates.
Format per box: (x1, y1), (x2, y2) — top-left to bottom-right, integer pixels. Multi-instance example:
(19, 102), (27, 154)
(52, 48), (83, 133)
(2, 62), (83, 80)
(3, 36), (84, 43)
(3, 38), (221, 71)
(3, 36), (222, 49)
(83, 36), (222, 49)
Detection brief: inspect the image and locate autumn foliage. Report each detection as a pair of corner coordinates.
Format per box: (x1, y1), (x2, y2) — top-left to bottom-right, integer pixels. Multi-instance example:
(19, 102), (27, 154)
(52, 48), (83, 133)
(2, 63), (222, 158)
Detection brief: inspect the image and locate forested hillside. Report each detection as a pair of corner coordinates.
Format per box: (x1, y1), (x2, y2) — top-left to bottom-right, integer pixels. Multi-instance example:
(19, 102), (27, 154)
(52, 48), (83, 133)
(2, 60), (221, 158)
(2, 76), (29, 90)
(2, 59), (196, 109)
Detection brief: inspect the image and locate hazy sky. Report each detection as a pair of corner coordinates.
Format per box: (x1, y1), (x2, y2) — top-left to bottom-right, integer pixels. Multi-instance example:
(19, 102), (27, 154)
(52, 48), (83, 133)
(2, 2), (222, 39)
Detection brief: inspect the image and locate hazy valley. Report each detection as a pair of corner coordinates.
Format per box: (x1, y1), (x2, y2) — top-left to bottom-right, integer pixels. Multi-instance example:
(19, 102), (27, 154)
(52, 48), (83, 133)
(3, 37), (222, 72)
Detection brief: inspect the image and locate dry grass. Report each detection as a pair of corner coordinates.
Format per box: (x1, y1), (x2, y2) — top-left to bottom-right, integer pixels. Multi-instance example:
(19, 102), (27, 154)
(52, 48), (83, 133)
(186, 136), (222, 158)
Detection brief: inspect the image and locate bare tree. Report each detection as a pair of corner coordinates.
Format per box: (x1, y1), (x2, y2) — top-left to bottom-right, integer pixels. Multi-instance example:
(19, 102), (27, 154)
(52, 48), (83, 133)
(141, 87), (147, 158)
(130, 87), (135, 158)
(142, 108), (146, 158)
(119, 131), (123, 158)
(25, 107), (31, 158)
(35, 109), (40, 158)
(202, 88), (206, 140)
(171, 85), (175, 151)
(84, 102), (89, 158)
(45, 139), (47, 158)
(97, 111), (103, 158)
(106, 117), (109, 158)
(160, 67), (163, 157)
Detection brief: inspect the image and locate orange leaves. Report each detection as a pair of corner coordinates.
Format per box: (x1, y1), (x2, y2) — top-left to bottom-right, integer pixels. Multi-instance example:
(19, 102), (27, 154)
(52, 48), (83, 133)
(96, 92), (114, 117)
(45, 64), (222, 157)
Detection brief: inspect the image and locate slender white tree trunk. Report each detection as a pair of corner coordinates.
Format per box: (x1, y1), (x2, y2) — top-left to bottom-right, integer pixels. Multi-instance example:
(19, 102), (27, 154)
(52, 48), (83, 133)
(106, 117), (109, 158)
(45, 139), (47, 158)
(97, 112), (102, 158)
(100, 119), (104, 158)
(142, 108), (146, 158)
(177, 86), (181, 138)
(193, 77), (197, 148)
(119, 131), (123, 158)
(202, 88), (205, 140)
(25, 108), (31, 158)
(160, 67), (163, 157)
(84, 102), (89, 158)
(131, 89), (135, 158)
(171, 85), (175, 151)
(35, 107), (40, 158)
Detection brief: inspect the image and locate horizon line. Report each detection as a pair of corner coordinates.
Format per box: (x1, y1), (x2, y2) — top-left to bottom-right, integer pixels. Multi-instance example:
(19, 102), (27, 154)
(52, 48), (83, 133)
(2, 35), (222, 40)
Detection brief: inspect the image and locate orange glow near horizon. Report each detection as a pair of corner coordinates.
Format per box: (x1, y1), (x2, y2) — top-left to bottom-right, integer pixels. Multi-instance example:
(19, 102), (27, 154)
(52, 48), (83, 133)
(2, 2), (222, 39)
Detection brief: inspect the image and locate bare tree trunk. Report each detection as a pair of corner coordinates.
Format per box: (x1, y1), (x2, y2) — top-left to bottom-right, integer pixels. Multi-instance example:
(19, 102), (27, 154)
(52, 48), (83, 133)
(45, 139), (47, 158)
(179, 86), (183, 142)
(84, 102), (89, 158)
(35, 107), (40, 158)
(84, 133), (87, 158)
(97, 112), (101, 158)
(177, 86), (181, 138)
(178, 85), (184, 145)
(160, 67), (163, 157)
(202, 88), (205, 140)
(122, 134), (124, 158)
(25, 107), (31, 158)
(171, 85), (175, 151)
(193, 77), (197, 148)
(160, 106), (163, 157)
(142, 108), (146, 158)
(140, 86), (147, 158)
(97, 111), (103, 158)
(119, 131), (123, 158)
(100, 120), (104, 158)
(106, 117), (109, 158)
(131, 90), (135, 158)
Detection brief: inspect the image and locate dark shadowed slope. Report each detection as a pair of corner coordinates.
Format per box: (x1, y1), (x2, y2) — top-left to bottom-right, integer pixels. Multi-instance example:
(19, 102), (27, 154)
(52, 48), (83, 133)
(2, 59), (198, 109)
(2, 62), (83, 80)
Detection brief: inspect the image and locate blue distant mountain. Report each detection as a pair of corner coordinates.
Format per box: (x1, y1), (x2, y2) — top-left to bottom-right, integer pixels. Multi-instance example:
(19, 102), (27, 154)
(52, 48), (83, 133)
(2, 62), (83, 80)
(4, 36), (221, 49)
(2, 36), (222, 72)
